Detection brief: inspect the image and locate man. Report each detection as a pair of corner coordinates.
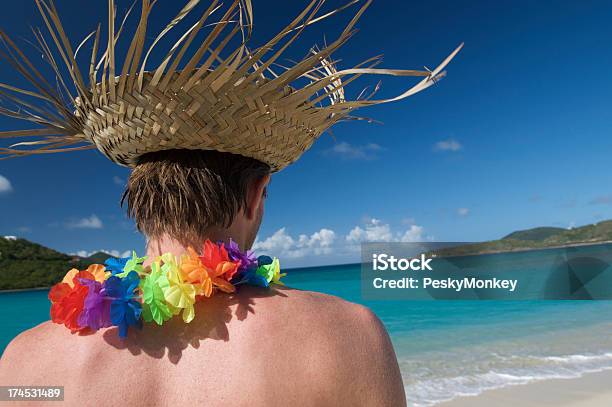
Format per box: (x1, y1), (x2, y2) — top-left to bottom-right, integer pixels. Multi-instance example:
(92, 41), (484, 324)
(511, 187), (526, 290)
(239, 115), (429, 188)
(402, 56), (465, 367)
(1, 148), (406, 406)
(0, 1), (459, 405)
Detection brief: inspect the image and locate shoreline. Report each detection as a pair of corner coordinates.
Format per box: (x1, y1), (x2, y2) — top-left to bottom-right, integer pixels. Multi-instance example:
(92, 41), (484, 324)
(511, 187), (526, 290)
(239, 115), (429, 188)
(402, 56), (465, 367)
(437, 368), (612, 407)
(3, 240), (612, 292)
(0, 286), (49, 294)
(437, 239), (612, 259)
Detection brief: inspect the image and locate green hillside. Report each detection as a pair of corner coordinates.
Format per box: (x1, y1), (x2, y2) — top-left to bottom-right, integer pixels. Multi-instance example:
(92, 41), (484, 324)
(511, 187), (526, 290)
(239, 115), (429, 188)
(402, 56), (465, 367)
(502, 226), (565, 241)
(437, 220), (612, 257)
(0, 238), (113, 290)
(84, 251), (114, 264)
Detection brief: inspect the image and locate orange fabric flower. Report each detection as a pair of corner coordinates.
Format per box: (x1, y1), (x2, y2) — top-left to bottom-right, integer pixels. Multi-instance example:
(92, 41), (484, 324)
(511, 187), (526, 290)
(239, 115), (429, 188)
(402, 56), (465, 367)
(211, 263), (237, 293)
(180, 247), (213, 297)
(61, 268), (79, 287)
(86, 264), (108, 283)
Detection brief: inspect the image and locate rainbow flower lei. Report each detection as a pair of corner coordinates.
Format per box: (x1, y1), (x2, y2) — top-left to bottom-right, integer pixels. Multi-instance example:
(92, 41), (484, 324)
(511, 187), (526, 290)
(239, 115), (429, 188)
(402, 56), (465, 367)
(48, 240), (285, 338)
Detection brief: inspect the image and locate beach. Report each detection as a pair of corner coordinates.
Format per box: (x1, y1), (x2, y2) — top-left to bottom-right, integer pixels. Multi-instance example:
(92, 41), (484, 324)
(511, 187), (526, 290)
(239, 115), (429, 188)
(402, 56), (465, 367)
(2, 247), (612, 406)
(438, 369), (612, 406)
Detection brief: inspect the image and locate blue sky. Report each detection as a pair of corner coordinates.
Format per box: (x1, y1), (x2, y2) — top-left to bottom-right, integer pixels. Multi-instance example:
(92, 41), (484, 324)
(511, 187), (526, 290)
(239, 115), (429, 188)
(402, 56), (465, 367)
(2, 0), (612, 267)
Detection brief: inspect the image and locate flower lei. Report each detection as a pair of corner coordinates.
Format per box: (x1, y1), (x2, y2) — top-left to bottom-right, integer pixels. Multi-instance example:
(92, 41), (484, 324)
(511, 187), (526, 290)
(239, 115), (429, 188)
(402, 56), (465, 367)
(48, 239), (285, 338)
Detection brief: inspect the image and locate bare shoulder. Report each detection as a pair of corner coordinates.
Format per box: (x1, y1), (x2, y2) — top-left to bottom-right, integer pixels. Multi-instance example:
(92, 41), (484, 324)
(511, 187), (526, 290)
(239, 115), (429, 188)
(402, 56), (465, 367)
(0, 289), (406, 406)
(253, 287), (407, 407)
(2, 320), (58, 357)
(0, 321), (66, 383)
(261, 286), (392, 338)
(249, 286), (386, 334)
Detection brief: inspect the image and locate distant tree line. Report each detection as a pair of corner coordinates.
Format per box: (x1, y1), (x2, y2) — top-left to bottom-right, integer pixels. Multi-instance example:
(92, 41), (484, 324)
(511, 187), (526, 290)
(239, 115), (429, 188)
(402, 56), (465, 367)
(0, 238), (111, 290)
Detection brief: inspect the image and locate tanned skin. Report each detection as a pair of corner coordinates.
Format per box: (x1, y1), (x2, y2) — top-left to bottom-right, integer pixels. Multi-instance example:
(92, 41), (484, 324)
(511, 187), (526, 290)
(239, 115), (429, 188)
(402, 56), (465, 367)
(0, 175), (406, 407)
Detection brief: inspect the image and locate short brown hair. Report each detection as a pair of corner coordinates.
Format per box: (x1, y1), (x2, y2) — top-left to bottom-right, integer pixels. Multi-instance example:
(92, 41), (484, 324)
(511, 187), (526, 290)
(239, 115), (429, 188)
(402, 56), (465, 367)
(122, 149), (270, 244)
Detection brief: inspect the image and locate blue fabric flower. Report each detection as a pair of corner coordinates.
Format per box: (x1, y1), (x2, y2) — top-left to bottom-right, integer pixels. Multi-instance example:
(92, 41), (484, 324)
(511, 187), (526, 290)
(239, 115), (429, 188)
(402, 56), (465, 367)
(235, 268), (270, 287)
(257, 255), (273, 266)
(104, 256), (130, 276)
(105, 252), (147, 278)
(104, 271), (142, 338)
(233, 255), (274, 287)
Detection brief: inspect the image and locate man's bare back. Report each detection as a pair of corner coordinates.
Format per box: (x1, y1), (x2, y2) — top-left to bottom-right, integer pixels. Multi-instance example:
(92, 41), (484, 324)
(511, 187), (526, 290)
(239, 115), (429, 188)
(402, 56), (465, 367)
(1, 287), (406, 406)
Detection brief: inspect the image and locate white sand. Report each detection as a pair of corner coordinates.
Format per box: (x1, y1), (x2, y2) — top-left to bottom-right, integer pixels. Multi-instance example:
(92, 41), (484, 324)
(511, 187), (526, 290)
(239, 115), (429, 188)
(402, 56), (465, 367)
(437, 369), (612, 407)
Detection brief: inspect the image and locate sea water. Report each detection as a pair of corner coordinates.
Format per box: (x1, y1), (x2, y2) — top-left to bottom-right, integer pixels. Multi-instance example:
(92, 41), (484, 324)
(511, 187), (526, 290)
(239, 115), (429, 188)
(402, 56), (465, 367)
(2, 246), (612, 406)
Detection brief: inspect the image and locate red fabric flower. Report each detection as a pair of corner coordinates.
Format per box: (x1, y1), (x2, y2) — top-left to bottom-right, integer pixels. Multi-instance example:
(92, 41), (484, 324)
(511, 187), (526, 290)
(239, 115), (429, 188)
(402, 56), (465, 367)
(199, 240), (241, 283)
(48, 270), (94, 332)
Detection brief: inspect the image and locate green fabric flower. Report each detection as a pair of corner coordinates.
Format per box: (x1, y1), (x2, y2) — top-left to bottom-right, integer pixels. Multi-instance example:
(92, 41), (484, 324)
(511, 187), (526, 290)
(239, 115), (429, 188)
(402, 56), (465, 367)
(256, 257), (284, 285)
(116, 251), (147, 278)
(140, 262), (172, 325)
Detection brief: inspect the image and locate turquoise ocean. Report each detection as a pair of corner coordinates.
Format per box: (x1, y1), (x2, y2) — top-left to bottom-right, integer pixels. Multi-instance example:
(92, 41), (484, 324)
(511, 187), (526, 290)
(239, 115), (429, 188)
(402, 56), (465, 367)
(2, 245), (612, 406)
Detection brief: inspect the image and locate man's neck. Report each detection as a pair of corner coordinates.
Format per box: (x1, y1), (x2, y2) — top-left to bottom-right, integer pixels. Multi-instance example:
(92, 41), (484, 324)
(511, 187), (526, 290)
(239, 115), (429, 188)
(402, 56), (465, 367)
(144, 227), (247, 266)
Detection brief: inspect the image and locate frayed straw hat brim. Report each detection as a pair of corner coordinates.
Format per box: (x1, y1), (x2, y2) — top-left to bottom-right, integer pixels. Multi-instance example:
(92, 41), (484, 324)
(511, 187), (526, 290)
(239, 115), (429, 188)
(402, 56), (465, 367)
(0, 0), (462, 171)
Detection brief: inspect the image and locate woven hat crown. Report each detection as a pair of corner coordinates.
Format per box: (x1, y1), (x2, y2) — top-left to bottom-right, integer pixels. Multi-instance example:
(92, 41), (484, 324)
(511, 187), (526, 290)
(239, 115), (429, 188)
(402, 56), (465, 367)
(0, 0), (461, 171)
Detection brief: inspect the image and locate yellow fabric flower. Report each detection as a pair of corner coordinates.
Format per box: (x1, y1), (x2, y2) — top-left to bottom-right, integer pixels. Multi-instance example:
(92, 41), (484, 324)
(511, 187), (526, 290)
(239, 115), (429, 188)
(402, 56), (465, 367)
(271, 258), (286, 285)
(160, 253), (197, 323)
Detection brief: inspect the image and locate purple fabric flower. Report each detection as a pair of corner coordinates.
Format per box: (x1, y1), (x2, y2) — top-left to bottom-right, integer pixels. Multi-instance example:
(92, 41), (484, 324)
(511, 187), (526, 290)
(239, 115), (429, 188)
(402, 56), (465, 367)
(225, 239), (257, 276)
(77, 278), (112, 331)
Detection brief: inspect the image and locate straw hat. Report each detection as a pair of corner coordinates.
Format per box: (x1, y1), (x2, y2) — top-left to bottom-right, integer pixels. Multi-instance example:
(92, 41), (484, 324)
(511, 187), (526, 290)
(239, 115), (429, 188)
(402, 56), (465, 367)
(0, 0), (461, 171)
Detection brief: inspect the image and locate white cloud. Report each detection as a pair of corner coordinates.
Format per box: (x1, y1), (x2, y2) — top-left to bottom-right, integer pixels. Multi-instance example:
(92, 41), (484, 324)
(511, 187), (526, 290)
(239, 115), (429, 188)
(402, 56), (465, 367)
(457, 207), (470, 216)
(346, 218), (393, 243)
(325, 142), (384, 160)
(73, 249), (131, 258)
(529, 194), (543, 203)
(67, 214), (103, 229)
(0, 175), (13, 193)
(253, 219), (429, 267)
(303, 228), (336, 250)
(401, 217), (416, 225)
(433, 139), (462, 152)
(253, 227), (337, 259)
(589, 195), (612, 205)
(399, 225), (424, 242)
(346, 218), (425, 243)
(253, 227), (295, 252)
(113, 176), (125, 186)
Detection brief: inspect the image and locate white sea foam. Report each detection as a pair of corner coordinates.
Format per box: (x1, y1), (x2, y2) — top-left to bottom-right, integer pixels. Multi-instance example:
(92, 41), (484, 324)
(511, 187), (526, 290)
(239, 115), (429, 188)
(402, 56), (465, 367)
(404, 352), (612, 407)
(543, 353), (612, 363)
